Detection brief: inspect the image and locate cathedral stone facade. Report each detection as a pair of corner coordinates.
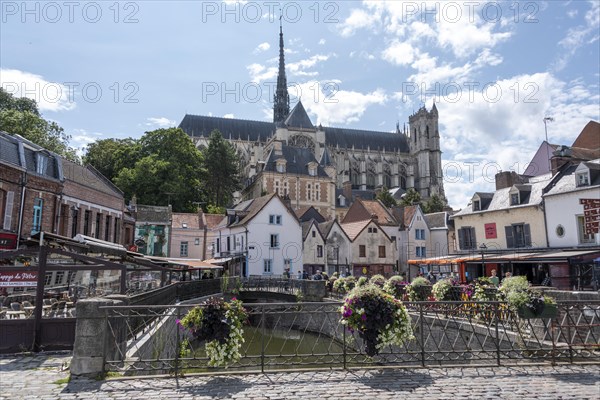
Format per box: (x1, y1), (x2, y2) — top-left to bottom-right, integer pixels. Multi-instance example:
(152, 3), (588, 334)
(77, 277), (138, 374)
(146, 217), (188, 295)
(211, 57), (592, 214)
(178, 26), (444, 218)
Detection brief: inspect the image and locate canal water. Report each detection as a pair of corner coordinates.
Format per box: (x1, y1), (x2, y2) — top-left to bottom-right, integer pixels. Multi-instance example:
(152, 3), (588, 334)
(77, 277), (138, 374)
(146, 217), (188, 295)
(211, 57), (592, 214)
(184, 326), (345, 371)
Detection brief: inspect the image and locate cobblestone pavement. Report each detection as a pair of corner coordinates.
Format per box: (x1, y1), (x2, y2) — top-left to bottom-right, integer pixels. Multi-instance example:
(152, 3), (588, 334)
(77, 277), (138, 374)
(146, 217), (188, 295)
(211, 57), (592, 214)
(1, 354), (599, 399)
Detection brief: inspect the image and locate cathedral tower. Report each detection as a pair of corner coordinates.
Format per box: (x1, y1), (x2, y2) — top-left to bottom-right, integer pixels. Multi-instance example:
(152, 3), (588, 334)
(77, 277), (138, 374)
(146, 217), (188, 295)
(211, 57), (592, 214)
(408, 104), (444, 199)
(273, 18), (290, 124)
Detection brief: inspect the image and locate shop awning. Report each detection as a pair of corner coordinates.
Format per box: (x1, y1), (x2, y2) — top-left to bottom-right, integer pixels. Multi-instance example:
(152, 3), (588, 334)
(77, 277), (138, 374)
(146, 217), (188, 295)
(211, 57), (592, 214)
(203, 257), (233, 265)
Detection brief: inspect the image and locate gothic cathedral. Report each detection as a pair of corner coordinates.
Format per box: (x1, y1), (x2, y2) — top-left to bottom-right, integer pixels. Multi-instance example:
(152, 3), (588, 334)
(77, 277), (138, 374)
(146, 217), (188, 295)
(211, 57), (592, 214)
(178, 26), (444, 219)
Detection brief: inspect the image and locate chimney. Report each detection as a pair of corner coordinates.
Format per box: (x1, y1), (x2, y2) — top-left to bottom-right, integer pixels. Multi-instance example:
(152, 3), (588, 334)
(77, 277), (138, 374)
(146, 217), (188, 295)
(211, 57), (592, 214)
(343, 181), (352, 202)
(283, 193), (292, 209)
(495, 171), (526, 190)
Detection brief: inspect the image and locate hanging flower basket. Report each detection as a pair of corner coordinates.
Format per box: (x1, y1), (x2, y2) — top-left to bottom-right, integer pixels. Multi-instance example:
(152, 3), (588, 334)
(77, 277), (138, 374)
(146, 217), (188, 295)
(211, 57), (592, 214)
(500, 276), (557, 319)
(405, 277), (432, 301)
(383, 276), (408, 299)
(340, 284), (414, 357)
(178, 297), (248, 367)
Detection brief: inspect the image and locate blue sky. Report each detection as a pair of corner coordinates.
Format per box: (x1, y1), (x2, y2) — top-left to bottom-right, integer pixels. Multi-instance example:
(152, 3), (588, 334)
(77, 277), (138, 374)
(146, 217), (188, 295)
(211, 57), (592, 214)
(1, 0), (599, 209)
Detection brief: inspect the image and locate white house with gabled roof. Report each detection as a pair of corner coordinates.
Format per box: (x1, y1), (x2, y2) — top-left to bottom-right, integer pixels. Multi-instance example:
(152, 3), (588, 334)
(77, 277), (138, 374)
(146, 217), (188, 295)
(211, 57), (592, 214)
(544, 160), (600, 248)
(212, 193), (302, 277)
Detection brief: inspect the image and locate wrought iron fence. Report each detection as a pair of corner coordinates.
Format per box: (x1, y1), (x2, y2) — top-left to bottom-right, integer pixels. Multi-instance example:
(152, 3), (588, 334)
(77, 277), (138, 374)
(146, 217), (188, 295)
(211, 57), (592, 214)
(100, 300), (600, 376)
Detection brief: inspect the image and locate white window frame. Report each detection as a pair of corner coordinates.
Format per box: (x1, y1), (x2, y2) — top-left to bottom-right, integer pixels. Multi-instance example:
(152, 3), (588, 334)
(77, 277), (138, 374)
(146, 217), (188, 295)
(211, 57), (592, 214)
(263, 259), (273, 274)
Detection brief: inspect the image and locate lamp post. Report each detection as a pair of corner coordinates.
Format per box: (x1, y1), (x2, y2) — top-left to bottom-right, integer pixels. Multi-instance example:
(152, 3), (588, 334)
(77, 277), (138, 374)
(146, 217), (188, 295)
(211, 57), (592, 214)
(479, 243), (487, 279)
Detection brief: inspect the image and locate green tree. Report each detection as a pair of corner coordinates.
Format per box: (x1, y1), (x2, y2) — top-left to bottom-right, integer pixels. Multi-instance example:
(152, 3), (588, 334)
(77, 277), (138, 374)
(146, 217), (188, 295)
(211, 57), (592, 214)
(422, 194), (447, 213)
(376, 187), (397, 208)
(114, 128), (205, 212)
(400, 188), (422, 206)
(0, 88), (78, 161)
(201, 130), (241, 208)
(83, 138), (140, 182)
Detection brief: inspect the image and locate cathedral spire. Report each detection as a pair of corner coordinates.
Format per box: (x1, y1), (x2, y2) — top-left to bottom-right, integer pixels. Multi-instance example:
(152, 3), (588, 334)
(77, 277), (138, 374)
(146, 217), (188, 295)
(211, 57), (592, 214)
(273, 15), (290, 124)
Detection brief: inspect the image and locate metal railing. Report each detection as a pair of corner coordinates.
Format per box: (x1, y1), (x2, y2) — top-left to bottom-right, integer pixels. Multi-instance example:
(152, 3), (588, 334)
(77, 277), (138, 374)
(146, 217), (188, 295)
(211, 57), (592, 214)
(101, 300), (600, 376)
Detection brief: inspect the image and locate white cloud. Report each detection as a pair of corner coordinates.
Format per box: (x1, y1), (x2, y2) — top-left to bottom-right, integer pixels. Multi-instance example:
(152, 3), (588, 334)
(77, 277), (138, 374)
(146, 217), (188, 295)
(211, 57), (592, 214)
(70, 129), (104, 156)
(318, 39), (326, 45)
(247, 63), (277, 83)
(0, 69), (76, 112)
(223, 113), (235, 119)
(291, 80), (387, 126)
(254, 42), (270, 53)
(381, 40), (417, 66)
(287, 54), (329, 75)
(339, 7), (381, 37)
(433, 72), (600, 209)
(146, 117), (176, 128)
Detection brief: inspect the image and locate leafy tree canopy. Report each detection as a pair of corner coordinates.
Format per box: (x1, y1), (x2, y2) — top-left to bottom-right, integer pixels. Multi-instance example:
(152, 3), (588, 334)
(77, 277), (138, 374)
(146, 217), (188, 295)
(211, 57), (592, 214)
(113, 128), (205, 212)
(422, 193), (447, 214)
(83, 138), (140, 182)
(201, 130), (241, 208)
(376, 187), (398, 208)
(0, 88), (78, 161)
(400, 188), (422, 207)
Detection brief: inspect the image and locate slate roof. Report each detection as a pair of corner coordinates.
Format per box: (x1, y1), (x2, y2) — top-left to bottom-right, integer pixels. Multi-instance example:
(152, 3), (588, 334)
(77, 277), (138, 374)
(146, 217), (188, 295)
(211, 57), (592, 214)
(135, 205), (172, 224)
(179, 115), (275, 142)
(301, 219), (324, 241)
(424, 212), (448, 230)
(454, 173), (553, 217)
(544, 160), (600, 197)
(62, 160), (122, 196)
(319, 146), (333, 166)
(323, 126), (410, 153)
(0, 131), (62, 180)
(264, 145), (330, 177)
(226, 193), (298, 228)
(294, 206), (326, 223)
(473, 192), (494, 210)
(179, 115), (411, 153)
(318, 220), (336, 238)
(284, 101), (314, 129)
(390, 205), (419, 229)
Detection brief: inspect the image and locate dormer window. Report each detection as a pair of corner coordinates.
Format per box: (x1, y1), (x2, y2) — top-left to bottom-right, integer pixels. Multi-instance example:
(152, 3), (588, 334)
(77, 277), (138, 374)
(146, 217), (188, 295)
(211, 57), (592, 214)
(36, 153), (48, 175)
(473, 200), (480, 211)
(576, 171), (590, 187)
(307, 161), (318, 177)
(276, 159), (286, 173)
(510, 193), (519, 206)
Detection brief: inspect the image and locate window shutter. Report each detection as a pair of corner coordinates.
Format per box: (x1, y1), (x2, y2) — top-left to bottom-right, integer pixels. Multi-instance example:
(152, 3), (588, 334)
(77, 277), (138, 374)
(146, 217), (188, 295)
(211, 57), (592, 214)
(3, 191), (14, 230)
(505, 226), (515, 248)
(469, 227), (477, 249)
(458, 228), (465, 250)
(523, 224), (532, 246)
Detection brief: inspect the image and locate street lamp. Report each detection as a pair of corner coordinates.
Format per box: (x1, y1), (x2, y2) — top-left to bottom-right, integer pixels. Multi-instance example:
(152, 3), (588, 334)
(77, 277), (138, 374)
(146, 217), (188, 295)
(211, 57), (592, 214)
(479, 243), (487, 279)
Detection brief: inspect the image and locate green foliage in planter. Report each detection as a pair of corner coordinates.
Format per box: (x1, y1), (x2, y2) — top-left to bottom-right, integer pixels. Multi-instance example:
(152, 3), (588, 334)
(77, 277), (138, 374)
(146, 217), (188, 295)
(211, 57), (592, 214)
(340, 284), (414, 356)
(406, 277), (432, 301)
(369, 274), (386, 288)
(356, 276), (368, 287)
(383, 275), (407, 299)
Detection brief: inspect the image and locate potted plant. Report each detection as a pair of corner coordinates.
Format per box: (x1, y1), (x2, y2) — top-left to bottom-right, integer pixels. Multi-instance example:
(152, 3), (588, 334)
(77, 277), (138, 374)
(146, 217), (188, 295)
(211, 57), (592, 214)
(500, 276), (557, 319)
(340, 284), (414, 356)
(178, 297), (248, 367)
(369, 274), (386, 288)
(383, 275), (408, 299)
(405, 276), (432, 301)
(432, 278), (462, 301)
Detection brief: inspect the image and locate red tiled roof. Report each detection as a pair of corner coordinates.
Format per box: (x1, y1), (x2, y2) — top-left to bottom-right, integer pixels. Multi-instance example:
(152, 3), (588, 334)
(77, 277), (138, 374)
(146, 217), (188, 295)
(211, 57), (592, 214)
(341, 220), (371, 241)
(360, 200), (397, 225)
(203, 214), (225, 229)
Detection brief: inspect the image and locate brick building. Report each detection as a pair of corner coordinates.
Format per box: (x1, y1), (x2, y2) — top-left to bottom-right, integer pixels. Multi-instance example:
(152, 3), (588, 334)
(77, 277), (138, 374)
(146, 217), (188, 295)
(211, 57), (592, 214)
(0, 132), (63, 248)
(0, 132), (130, 249)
